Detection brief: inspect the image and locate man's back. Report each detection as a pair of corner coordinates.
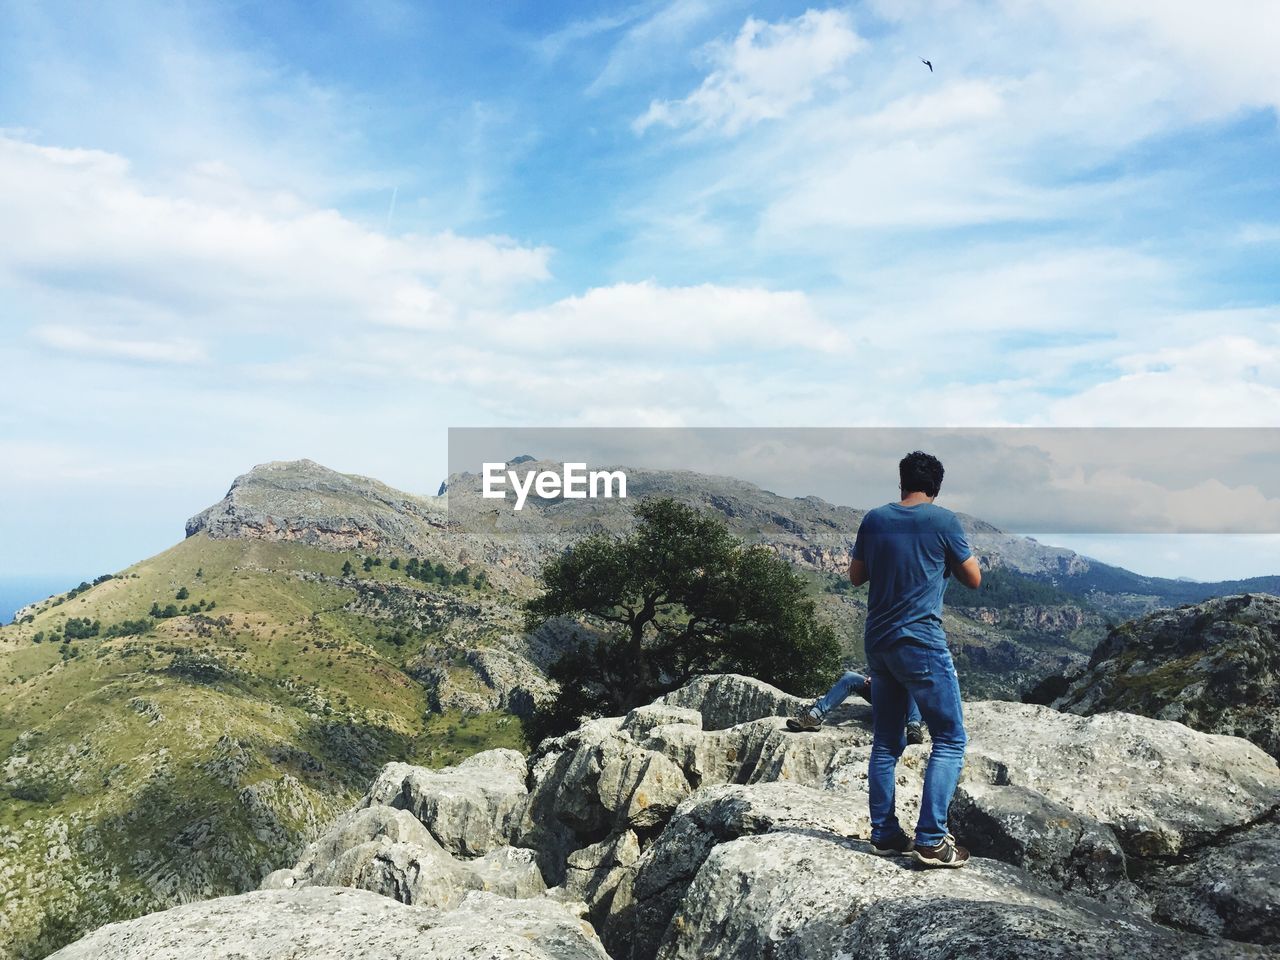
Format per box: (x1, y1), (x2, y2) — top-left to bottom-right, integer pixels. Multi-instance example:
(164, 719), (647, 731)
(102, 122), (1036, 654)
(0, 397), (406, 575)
(853, 502), (971, 653)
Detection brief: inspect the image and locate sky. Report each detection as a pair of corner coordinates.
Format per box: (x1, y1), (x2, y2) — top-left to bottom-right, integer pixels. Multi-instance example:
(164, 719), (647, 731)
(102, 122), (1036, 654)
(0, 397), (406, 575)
(1, 0), (1279, 586)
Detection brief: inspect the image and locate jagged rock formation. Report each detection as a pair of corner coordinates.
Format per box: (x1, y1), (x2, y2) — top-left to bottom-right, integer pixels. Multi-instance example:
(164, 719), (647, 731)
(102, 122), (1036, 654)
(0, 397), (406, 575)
(185, 459), (448, 554)
(1146, 815), (1280, 944)
(53, 674), (1280, 958)
(47, 887), (608, 959)
(363, 749), (531, 858)
(1033, 593), (1280, 759)
(260, 749), (545, 910)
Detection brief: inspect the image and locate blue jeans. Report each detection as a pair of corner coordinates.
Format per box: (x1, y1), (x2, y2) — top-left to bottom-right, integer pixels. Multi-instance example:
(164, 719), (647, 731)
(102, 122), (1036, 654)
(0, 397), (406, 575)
(867, 640), (967, 848)
(811, 670), (922, 726)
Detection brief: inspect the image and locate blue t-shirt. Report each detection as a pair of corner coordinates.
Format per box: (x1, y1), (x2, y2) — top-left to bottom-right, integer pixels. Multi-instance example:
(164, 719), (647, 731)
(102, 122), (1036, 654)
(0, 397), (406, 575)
(852, 502), (972, 653)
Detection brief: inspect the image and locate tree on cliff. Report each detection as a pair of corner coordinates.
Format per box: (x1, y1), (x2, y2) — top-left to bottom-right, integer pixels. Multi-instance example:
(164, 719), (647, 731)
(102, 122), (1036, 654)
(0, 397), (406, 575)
(524, 497), (841, 741)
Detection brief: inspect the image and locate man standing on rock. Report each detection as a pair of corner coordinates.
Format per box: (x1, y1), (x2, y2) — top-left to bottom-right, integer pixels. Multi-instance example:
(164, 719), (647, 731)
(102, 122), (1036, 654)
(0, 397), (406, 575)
(851, 450), (981, 868)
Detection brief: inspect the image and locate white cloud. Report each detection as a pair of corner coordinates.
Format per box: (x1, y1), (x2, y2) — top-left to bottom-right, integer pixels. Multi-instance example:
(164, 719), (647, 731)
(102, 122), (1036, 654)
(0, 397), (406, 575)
(533, 8), (647, 63)
(32, 325), (206, 365)
(495, 280), (845, 354)
(1045, 0), (1280, 117)
(0, 135), (551, 342)
(634, 9), (863, 135)
(589, 0), (715, 94)
(1236, 223), (1280, 245)
(1048, 333), (1280, 426)
(627, 0), (1279, 245)
(858, 79), (1007, 135)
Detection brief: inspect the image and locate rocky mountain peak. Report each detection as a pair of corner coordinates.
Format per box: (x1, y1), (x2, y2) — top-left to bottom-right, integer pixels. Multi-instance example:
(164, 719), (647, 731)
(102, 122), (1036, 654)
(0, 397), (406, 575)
(185, 459), (446, 553)
(1032, 592), (1280, 759)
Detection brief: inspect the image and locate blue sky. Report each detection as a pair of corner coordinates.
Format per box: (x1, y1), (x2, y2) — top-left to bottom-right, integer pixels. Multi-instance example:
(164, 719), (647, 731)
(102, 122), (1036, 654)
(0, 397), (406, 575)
(1, 0), (1279, 584)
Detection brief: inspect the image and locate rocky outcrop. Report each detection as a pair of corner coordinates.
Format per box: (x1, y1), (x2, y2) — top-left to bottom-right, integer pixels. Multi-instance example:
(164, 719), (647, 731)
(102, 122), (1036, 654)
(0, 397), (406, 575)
(48, 674), (1280, 959)
(656, 672), (807, 729)
(962, 604), (1090, 632)
(1034, 593), (1280, 759)
(260, 803), (484, 908)
(951, 780), (1131, 899)
(261, 750), (548, 914)
(47, 887), (608, 960)
(1146, 816), (1280, 945)
(363, 749), (530, 858)
(962, 700), (1278, 858)
(185, 459), (447, 553)
(409, 643), (556, 717)
(516, 716), (695, 887)
(636, 829), (1262, 960)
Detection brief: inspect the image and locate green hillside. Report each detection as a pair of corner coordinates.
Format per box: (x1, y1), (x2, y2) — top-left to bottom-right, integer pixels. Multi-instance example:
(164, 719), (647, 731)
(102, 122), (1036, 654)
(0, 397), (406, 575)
(0, 535), (525, 960)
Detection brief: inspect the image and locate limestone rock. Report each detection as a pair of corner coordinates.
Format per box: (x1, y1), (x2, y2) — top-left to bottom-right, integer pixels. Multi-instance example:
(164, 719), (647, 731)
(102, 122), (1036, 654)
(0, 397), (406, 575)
(185, 459), (446, 555)
(963, 700), (1280, 857)
(605, 782), (869, 960)
(620, 703), (703, 738)
(427, 892), (610, 959)
(834, 892), (1268, 960)
(951, 780), (1132, 899)
(650, 830), (1267, 960)
(656, 673), (808, 730)
(266, 801), (549, 910)
(291, 804), (442, 877)
(259, 868), (297, 889)
(265, 804), (481, 909)
(563, 830), (641, 925)
(471, 845), (548, 899)
(47, 886), (610, 960)
(52, 672), (1280, 960)
(597, 748), (690, 830)
(364, 749), (529, 857)
(1034, 594), (1280, 760)
(637, 718), (766, 788)
(1147, 817), (1280, 946)
(517, 717), (688, 882)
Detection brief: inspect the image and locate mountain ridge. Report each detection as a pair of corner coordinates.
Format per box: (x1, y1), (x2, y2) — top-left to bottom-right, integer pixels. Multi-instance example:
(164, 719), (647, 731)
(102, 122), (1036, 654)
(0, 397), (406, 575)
(187, 458), (1275, 599)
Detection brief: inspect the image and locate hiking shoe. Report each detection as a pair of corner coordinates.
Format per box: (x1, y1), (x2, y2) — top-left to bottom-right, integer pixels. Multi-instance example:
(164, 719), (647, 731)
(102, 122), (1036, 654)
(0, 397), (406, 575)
(913, 836), (970, 869)
(906, 721), (926, 745)
(786, 709), (822, 732)
(870, 832), (916, 857)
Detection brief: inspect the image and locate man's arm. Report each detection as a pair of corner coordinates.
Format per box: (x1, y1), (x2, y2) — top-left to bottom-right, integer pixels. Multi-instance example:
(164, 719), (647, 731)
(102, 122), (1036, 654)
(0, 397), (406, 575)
(944, 514), (981, 589)
(849, 556), (869, 587)
(951, 555), (981, 589)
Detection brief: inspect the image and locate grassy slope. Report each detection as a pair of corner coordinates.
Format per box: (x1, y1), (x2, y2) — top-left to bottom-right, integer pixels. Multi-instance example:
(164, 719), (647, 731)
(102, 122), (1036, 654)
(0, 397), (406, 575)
(0, 535), (524, 960)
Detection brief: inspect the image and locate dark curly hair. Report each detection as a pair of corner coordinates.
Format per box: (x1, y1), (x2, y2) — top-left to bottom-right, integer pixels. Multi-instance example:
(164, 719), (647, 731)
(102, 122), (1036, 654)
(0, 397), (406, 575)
(899, 451), (944, 498)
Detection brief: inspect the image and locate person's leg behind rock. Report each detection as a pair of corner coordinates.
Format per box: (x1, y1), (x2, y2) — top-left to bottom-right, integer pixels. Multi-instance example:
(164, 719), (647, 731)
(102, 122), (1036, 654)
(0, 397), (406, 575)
(812, 670), (867, 718)
(906, 693), (923, 727)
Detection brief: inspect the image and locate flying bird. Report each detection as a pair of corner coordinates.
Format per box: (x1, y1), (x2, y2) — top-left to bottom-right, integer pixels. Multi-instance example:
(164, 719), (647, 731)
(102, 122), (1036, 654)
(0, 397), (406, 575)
(921, 58), (933, 72)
